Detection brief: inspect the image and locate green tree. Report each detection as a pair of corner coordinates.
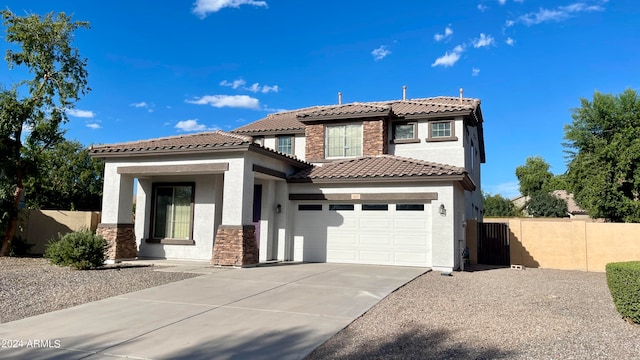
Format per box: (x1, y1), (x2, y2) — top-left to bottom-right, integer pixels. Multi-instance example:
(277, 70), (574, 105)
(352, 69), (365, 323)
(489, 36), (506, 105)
(24, 140), (103, 211)
(564, 89), (640, 222)
(0, 10), (90, 256)
(483, 192), (520, 217)
(515, 156), (554, 196)
(526, 192), (569, 218)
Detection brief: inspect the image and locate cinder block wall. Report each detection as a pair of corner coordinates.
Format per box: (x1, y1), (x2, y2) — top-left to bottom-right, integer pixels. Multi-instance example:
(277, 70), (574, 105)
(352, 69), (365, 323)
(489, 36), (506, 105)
(18, 210), (101, 255)
(478, 218), (640, 272)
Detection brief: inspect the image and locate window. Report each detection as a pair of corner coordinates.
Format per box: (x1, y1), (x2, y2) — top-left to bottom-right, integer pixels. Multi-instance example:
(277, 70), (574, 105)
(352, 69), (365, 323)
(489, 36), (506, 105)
(329, 204), (354, 211)
(427, 120), (457, 141)
(362, 204), (388, 211)
(397, 204), (425, 211)
(325, 124), (362, 158)
(298, 204), (322, 211)
(392, 122), (418, 143)
(151, 183), (194, 241)
(277, 135), (293, 155)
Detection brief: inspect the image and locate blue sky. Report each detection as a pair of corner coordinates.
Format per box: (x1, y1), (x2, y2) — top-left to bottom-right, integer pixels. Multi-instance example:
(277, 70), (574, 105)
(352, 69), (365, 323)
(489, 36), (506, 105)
(1, 0), (637, 198)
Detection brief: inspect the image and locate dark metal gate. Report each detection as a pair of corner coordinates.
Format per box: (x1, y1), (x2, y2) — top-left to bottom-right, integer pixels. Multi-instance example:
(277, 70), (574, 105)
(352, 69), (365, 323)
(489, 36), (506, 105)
(478, 222), (510, 266)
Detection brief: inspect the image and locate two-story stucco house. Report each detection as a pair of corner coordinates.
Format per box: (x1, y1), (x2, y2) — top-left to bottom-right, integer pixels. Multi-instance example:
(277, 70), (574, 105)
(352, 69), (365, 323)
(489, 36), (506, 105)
(90, 94), (485, 272)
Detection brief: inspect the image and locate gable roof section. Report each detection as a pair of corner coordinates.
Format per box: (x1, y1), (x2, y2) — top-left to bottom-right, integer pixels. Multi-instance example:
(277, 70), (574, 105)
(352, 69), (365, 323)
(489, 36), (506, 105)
(232, 106), (320, 135)
(88, 131), (310, 167)
(232, 96), (483, 134)
(288, 155), (475, 190)
(89, 131), (253, 156)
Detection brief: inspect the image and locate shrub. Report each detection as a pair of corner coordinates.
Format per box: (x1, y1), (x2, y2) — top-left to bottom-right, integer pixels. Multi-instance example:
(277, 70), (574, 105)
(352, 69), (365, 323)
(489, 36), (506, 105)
(606, 261), (640, 324)
(44, 230), (106, 270)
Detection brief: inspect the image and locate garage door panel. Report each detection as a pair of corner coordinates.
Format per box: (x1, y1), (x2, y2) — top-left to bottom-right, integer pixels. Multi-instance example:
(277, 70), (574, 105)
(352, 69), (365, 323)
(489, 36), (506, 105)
(360, 251), (391, 262)
(294, 202), (431, 267)
(394, 251), (428, 264)
(327, 249), (357, 261)
(394, 218), (428, 230)
(394, 235), (428, 246)
(360, 218), (391, 229)
(359, 234), (392, 245)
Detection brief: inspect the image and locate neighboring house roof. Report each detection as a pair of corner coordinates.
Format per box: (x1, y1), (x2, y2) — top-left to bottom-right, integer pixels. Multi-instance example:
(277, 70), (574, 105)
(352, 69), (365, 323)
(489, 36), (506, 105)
(88, 130), (309, 166)
(288, 155), (475, 190)
(552, 190), (588, 215)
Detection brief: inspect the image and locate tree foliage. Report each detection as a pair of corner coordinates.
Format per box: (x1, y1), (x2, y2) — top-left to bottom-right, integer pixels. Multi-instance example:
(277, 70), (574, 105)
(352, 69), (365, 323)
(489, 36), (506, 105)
(0, 10), (90, 255)
(515, 156), (554, 196)
(483, 192), (520, 217)
(24, 140), (103, 211)
(526, 192), (569, 218)
(564, 89), (640, 222)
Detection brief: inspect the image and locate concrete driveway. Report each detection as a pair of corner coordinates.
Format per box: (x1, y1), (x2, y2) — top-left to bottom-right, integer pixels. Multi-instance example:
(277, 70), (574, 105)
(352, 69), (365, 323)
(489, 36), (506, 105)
(0, 262), (427, 360)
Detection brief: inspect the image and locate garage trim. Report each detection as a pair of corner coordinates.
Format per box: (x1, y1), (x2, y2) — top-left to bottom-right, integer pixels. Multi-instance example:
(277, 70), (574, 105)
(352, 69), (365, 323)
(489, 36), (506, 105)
(289, 192), (438, 201)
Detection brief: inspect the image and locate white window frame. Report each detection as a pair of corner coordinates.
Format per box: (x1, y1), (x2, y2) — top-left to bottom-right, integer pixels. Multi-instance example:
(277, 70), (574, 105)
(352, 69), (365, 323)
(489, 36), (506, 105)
(325, 124), (363, 158)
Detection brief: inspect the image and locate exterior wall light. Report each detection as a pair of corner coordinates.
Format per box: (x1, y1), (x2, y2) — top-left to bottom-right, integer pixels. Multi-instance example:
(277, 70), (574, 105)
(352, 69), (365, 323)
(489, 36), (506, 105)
(439, 204), (446, 216)
(275, 204), (282, 213)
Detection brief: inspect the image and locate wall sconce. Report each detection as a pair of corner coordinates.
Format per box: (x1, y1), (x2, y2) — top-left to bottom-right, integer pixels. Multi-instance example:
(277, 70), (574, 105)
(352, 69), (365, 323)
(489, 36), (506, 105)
(439, 204), (446, 216)
(275, 204), (282, 213)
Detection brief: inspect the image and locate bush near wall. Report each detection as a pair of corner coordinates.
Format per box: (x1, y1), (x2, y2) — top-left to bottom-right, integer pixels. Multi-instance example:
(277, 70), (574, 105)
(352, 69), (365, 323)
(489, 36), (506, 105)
(606, 261), (640, 324)
(44, 230), (107, 270)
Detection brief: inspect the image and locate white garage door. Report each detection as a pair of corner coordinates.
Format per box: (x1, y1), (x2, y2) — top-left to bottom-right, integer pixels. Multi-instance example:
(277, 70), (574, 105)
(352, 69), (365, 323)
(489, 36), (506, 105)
(293, 203), (431, 267)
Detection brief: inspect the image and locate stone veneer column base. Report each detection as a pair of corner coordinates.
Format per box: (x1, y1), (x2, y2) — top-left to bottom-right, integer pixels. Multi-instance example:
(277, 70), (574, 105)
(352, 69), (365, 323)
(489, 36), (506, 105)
(211, 225), (258, 267)
(96, 223), (137, 261)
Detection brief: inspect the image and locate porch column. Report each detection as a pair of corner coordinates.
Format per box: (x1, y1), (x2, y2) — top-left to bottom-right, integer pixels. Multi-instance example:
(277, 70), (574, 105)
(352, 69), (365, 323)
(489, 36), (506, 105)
(96, 163), (137, 262)
(212, 159), (258, 266)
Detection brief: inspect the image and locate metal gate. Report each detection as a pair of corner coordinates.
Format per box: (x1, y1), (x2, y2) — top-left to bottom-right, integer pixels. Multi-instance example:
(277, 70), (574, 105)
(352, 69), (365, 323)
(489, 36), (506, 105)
(478, 222), (510, 266)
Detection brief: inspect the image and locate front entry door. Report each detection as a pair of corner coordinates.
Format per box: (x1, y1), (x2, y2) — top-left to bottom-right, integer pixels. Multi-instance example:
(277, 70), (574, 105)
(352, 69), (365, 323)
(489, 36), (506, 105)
(252, 184), (262, 250)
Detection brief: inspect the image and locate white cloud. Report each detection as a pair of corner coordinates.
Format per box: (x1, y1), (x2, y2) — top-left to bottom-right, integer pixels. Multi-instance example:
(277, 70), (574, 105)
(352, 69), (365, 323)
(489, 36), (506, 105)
(473, 33), (495, 48)
(506, 37), (515, 45)
(130, 101), (154, 112)
(175, 119), (206, 132)
(86, 123), (101, 130)
(186, 94), (260, 109)
(220, 79), (246, 89)
(371, 45), (391, 61)
(431, 45), (465, 67)
(433, 26), (453, 42)
(221, 79), (279, 93)
(498, 0), (507, 4)
(192, 0), (268, 18)
(514, 1), (607, 26)
(505, 19), (515, 27)
(472, 68), (480, 76)
(477, 4), (488, 11)
(260, 84), (279, 93)
(66, 109), (95, 118)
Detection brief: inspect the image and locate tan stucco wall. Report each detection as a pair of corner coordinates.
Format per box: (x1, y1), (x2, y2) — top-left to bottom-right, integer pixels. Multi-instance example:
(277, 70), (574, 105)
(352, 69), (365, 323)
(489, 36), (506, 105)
(19, 210), (101, 255)
(481, 218), (640, 272)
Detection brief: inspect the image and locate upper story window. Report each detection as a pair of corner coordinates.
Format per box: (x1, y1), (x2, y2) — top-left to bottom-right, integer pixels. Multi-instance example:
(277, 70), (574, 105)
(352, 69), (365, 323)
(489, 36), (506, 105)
(325, 124), (362, 158)
(427, 120), (457, 142)
(277, 135), (293, 155)
(392, 122), (418, 143)
(151, 183), (194, 242)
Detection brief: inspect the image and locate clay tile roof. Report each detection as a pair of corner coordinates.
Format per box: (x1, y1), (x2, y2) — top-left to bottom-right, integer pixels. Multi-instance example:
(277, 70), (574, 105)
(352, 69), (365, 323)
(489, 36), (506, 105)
(296, 103), (391, 120)
(552, 190), (588, 215)
(232, 97), (481, 134)
(232, 106), (321, 134)
(89, 131), (253, 155)
(288, 155), (468, 182)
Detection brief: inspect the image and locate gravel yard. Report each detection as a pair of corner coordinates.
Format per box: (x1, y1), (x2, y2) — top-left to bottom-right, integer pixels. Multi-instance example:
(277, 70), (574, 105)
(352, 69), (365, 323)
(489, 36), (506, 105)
(0, 257), (199, 324)
(307, 266), (640, 360)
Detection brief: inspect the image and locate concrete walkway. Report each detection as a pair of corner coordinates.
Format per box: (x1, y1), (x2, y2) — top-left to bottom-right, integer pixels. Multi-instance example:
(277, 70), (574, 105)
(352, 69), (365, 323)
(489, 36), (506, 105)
(0, 262), (427, 360)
